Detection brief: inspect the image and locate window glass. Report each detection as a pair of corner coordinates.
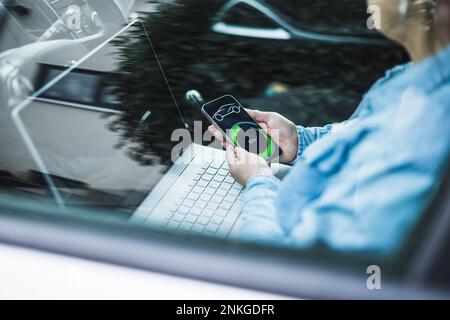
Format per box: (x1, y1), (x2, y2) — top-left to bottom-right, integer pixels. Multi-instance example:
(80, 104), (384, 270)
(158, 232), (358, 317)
(0, 0), (448, 294)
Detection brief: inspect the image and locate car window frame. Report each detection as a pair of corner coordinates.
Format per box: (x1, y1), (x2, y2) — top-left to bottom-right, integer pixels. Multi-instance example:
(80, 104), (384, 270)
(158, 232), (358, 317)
(0, 195), (448, 299)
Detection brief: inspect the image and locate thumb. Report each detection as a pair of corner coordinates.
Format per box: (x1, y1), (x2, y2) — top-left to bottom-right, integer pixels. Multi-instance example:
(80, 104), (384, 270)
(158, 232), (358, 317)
(225, 144), (237, 164)
(245, 109), (270, 123)
(234, 147), (248, 161)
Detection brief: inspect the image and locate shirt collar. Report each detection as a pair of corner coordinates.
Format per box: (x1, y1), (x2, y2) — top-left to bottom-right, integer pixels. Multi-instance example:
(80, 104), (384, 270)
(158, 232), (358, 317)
(387, 44), (450, 94)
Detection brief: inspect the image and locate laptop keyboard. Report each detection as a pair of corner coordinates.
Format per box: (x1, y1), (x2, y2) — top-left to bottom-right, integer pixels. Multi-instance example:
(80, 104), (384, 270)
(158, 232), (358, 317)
(164, 159), (243, 237)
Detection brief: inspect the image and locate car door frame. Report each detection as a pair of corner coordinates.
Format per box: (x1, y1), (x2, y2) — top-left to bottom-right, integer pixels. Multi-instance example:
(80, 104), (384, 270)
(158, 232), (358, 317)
(0, 198), (448, 299)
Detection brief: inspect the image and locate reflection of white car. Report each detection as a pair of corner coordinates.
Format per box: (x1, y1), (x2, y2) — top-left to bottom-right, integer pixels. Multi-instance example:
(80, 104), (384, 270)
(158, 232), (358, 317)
(213, 103), (241, 122)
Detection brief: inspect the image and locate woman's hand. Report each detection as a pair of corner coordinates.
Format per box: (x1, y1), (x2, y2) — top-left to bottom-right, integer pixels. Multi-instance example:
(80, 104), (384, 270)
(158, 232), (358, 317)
(208, 109), (298, 164)
(226, 144), (273, 186)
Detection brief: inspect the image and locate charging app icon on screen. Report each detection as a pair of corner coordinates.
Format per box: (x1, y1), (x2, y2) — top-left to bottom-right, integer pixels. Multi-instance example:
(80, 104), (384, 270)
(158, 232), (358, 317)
(230, 122), (274, 159)
(213, 103), (241, 122)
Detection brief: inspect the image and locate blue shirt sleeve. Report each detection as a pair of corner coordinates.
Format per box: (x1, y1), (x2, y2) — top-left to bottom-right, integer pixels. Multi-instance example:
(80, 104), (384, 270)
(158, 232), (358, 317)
(239, 175), (284, 242)
(296, 125), (334, 158)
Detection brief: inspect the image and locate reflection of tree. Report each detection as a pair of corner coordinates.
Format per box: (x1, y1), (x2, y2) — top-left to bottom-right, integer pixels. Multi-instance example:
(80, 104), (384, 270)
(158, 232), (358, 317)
(109, 0), (225, 167)
(110, 0), (407, 166)
(109, 25), (190, 167)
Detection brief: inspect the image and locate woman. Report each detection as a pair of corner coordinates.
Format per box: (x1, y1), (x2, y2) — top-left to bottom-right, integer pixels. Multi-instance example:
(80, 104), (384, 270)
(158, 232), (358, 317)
(209, 0), (450, 254)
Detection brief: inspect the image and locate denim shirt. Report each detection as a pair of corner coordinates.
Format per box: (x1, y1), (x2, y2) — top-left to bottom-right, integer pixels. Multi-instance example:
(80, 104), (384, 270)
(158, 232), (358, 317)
(240, 45), (450, 255)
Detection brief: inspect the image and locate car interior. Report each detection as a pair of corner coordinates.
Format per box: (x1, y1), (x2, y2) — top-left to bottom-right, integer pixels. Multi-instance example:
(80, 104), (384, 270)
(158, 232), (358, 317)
(0, 0), (449, 299)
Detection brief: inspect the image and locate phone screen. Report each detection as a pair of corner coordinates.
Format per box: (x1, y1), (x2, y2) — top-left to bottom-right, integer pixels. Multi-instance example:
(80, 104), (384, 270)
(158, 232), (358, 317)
(202, 95), (282, 161)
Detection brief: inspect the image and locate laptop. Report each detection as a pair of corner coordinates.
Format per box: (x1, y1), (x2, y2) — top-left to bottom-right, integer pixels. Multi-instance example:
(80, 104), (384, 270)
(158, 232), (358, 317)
(10, 20), (244, 239)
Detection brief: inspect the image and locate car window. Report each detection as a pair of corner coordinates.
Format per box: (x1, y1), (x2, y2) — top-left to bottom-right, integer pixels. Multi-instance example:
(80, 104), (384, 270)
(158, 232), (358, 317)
(0, 0), (448, 296)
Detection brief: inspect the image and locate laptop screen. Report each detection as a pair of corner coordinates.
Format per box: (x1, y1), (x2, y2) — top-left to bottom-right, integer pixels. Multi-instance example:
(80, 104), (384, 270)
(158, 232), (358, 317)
(2, 22), (188, 217)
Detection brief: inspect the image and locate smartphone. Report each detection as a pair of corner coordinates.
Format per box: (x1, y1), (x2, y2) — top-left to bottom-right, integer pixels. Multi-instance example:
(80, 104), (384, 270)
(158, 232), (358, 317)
(202, 95), (283, 162)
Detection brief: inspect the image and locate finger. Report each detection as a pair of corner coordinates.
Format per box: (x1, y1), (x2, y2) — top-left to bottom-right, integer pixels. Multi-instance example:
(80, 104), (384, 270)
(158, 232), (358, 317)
(243, 111), (270, 132)
(223, 139), (231, 149)
(213, 130), (224, 141)
(209, 126), (225, 142)
(209, 124), (224, 136)
(234, 147), (248, 161)
(208, 125), (219, 134)
(225, 144), (237, 164)
(260, 122), (270, 132)
(245, 108), (270, 122)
